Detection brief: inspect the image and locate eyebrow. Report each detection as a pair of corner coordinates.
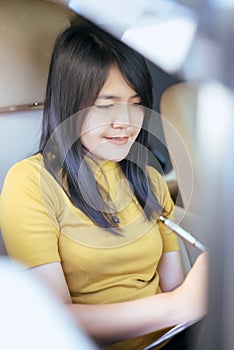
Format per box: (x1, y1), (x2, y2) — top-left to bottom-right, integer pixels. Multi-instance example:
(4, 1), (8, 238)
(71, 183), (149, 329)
(97, 94), (140, 100)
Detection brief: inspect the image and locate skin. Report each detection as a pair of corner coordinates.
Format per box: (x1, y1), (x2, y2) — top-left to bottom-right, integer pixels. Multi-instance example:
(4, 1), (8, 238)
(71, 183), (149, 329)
(31, 254), (207, 345)
(81, 66), (144, 162)
(31, 66), (208, 345)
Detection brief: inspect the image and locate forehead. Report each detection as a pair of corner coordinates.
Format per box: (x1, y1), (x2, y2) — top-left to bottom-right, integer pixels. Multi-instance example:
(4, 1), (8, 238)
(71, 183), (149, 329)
(97, 66), (138, 99)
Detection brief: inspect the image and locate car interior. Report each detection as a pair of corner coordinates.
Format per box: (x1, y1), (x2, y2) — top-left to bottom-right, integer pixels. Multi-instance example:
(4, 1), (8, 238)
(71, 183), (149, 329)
(1, 1), (234, 349)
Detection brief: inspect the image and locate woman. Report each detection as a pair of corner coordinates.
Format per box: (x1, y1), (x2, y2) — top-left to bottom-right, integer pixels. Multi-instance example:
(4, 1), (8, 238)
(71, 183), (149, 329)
(0, 23), (207, 349)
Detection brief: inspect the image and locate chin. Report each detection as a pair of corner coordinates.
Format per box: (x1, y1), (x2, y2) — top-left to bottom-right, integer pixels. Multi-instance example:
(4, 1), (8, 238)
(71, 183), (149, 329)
(94, 148), (131, 163)
(110, 157), (124, 162)
(108, 152), (129, 162)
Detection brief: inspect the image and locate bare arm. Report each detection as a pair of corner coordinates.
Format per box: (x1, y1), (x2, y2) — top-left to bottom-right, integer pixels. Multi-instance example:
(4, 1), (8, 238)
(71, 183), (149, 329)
(31, 253), (208, 345)
(158, 251), (185, 292)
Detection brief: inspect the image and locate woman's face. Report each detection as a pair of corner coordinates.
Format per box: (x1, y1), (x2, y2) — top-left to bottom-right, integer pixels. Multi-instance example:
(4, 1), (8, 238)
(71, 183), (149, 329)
(80, 66), (144, 162)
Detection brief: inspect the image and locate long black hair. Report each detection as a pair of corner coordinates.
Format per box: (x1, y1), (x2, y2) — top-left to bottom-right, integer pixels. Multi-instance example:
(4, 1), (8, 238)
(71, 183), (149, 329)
(39, 22), (162, 230)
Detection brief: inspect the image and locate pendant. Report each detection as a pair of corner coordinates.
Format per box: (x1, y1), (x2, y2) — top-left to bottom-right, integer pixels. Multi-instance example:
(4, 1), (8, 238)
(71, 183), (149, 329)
(111, 213), (120, 224)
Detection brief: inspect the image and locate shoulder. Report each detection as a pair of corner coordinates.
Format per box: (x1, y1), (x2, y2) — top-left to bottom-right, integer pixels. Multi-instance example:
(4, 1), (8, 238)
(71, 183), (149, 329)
(1, 153), (63, 217)
(2, 153), (51, 195)
(5, 153), (43, 180)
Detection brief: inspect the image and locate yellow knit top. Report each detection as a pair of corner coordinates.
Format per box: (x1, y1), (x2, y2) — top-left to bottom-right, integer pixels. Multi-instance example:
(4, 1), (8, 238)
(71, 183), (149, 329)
(0, 153), (179, 349)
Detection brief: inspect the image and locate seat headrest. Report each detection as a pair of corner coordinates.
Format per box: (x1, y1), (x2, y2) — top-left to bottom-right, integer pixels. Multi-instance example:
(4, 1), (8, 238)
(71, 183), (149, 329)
(0, 0), (77, 108)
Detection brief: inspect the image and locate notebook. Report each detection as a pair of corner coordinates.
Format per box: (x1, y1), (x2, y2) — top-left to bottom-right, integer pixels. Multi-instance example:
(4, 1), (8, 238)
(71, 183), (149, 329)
(143, 320), (197, 350)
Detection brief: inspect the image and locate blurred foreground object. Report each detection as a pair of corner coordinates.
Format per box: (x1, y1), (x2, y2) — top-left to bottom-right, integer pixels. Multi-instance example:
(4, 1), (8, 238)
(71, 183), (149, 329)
(0, 257), (98, 350)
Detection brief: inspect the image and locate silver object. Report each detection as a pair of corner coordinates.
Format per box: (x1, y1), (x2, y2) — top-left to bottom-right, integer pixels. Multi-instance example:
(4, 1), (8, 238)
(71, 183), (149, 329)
(159, 215), (207, 252)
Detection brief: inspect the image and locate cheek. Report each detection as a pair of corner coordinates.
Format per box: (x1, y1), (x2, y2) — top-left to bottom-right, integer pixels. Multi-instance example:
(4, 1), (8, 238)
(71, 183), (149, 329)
(80, 128), (105, 152)
(81, 131), (95, 151)
(132, 128), (141, 143)
(80, 133), (88, 150)
(132, 111), (144, 128)
(133, 117), (144, 138)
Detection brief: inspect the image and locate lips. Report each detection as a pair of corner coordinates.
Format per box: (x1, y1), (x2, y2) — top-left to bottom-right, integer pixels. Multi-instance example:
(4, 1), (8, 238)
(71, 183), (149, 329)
(104, 136), (129, 145)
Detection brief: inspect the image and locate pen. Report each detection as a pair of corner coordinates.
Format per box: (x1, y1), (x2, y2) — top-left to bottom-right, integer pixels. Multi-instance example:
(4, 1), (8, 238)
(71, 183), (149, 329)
(159, 215), (207, 252)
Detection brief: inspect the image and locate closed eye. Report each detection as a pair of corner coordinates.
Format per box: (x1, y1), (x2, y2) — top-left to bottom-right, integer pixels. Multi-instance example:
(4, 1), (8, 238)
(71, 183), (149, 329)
(131, 102), (143, 110)
(96, 104), (114, 109)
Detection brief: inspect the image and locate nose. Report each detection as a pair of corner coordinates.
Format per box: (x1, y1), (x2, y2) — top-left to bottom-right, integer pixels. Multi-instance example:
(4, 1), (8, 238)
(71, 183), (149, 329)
(111, 104), (132, 129)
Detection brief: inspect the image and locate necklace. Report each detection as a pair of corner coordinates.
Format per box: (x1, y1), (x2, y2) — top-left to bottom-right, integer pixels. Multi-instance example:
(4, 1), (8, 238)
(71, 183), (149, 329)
(111, 213), (120, 224)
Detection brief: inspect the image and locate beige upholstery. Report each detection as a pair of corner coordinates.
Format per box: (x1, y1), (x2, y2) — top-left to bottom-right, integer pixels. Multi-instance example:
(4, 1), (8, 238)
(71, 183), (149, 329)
(160, 82), (199, 211)
(160, 83), (203, 268)
(0, 0), (81, 189)
(0, 193), (7, 255)
(0, 0), (76, 107)
(173, 205), (203, 273)
(0, 0), (79, 255)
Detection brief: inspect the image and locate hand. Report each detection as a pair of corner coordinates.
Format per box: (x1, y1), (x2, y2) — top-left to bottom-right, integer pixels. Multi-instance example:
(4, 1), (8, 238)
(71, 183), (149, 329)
(178, 252), (209, 322)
